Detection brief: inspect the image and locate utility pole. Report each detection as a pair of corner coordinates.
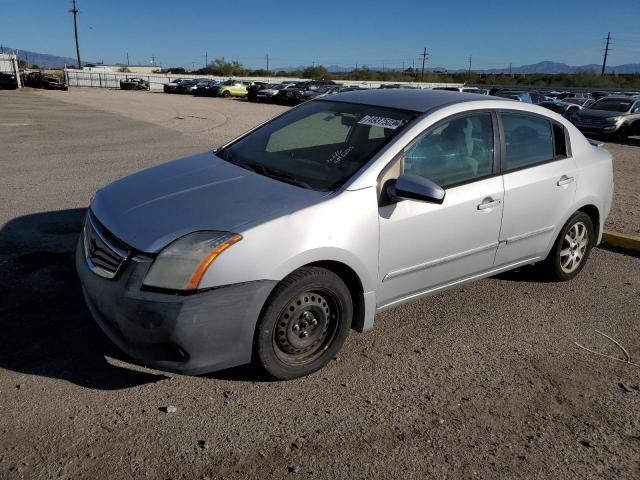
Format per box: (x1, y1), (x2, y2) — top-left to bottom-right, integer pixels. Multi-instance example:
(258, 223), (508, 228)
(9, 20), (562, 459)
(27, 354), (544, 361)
(601, 32), (611, 76)
(468, 55), (472, 79)
(419, 47), (429, 82)
(266, 53), (269, 75)
(205, 51), (208, 68)
(151, 54), (156, 66)
(126, 52), (130, 66)
(509, 62), (512, 77)
(69, 0), (82, 69)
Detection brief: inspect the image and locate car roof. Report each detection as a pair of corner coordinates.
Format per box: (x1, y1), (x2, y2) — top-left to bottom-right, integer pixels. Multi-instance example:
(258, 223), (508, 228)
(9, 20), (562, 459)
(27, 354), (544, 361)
(321, 88), (505, 112)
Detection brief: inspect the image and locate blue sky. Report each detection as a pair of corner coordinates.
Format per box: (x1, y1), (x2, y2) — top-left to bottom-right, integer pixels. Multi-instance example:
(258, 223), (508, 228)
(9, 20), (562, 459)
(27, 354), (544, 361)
(1, 0), (639, 70)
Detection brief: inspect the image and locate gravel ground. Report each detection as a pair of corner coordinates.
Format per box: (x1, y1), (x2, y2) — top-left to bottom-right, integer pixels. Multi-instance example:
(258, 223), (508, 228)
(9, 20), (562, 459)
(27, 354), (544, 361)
(1, 90), (639, 480)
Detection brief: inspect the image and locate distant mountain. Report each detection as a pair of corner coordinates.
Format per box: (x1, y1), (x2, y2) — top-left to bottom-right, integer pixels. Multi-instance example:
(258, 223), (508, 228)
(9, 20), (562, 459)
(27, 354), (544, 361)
(5, 48), (640, 74)
(0, 47), (88, 68)
(470, 61), (640, 74)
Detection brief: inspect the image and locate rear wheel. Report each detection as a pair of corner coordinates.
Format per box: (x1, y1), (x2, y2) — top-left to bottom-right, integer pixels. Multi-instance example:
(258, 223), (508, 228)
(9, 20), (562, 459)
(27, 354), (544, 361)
(254, 267), (352, 380)
(222, 90), (231, 98)
(540, 212), (594, 281)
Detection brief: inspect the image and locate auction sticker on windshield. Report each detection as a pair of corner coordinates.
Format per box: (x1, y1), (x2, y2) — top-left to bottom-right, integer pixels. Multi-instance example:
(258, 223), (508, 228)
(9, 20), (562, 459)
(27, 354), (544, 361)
(357, 115), (404, 129)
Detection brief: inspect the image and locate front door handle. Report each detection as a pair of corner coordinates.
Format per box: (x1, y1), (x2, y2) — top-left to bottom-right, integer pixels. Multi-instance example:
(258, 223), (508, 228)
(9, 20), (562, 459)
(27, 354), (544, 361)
(557, 175), (574, 186)
(477, 197), (501, 210)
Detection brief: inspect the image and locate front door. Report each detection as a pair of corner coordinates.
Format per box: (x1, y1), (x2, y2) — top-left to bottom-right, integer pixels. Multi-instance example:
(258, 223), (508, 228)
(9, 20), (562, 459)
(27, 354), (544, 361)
(377, 111), (504, 307)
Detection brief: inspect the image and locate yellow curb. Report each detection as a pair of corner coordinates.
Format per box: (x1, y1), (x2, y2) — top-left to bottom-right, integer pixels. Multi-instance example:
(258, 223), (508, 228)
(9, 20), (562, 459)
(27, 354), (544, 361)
(602, 231), (640, 252)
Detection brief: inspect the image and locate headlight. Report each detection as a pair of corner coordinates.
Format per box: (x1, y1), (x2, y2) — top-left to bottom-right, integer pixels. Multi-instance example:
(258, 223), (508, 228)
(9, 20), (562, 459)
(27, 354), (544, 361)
(143, 231), (242, 291)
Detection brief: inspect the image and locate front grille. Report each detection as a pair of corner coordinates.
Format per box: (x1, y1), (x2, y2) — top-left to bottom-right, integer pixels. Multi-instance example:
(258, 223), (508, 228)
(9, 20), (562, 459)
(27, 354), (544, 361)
(83, 211), (130, 279)
(578, 117), (605, 126)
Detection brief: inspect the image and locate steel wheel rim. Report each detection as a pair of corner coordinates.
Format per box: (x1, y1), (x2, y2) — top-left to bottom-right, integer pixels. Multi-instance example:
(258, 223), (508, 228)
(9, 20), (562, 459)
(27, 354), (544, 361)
(272, 290), (340, 365)
(560, 221), (589, 274)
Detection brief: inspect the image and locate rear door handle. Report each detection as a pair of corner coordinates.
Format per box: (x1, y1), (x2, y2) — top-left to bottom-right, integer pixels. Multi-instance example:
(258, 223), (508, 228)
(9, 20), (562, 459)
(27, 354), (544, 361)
(477, 197), (501, 210)
(557, 175), (574, 186)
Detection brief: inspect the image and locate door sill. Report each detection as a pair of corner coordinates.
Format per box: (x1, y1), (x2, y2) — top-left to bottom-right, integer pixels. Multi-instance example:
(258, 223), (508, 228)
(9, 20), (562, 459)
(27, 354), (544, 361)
(376, 256), (541, 311)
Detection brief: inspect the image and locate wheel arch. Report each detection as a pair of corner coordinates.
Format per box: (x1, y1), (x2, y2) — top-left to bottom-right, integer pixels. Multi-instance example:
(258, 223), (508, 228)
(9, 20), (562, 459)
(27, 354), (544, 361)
(576, 204), (601, 239)
(304, 260), (367, 333)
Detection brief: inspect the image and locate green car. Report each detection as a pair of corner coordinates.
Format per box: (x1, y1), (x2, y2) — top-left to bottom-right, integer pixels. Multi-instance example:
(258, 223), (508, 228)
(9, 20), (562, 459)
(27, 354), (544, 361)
(215, 80), (251, 97)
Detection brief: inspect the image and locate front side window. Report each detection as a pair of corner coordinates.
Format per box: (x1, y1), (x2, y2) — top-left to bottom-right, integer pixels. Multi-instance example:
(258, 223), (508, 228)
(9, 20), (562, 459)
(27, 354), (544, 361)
(218, 100), (416, 191)
(501, 113), (554, 170)
(403, 113), (494, 187)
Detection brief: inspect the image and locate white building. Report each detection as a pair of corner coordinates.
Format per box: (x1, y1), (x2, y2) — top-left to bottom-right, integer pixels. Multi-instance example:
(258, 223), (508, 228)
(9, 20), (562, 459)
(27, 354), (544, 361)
(0, 53), (21, 87)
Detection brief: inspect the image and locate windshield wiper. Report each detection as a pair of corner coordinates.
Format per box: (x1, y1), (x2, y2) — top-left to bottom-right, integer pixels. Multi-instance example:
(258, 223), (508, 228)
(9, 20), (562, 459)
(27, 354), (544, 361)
(218, 149), (311, 189)
(244, 162), (312, 189)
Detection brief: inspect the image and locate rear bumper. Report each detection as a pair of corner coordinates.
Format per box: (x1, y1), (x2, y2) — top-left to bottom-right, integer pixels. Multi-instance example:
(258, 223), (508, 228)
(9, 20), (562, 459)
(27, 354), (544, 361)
(76, 239), (276, 375)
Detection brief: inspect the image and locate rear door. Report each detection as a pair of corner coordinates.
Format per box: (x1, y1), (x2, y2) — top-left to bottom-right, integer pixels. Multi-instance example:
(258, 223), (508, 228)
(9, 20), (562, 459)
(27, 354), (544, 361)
(494, 111), (577, 266)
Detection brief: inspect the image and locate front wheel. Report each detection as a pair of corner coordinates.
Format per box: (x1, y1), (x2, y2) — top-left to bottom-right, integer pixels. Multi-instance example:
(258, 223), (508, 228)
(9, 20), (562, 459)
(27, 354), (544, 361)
(221, 90), (231, 98)
(254, 267), (352, 380)
(540, 212), (594, 281)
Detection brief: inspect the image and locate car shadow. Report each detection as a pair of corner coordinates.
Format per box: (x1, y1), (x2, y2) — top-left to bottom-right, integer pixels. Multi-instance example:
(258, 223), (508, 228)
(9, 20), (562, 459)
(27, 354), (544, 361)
(491, 263), (554, 283)
(0, 208), (168, 390)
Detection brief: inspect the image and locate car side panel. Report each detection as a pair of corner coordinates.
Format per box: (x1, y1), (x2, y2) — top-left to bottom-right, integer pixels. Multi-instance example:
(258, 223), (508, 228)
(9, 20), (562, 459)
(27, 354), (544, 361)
(199, 187), (380, 294)
(495, 157), (578, 266)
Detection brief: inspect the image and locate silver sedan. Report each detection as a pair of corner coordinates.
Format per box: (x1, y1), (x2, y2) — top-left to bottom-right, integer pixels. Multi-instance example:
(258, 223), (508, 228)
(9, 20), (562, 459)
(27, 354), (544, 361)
(77, 89), (614, 379)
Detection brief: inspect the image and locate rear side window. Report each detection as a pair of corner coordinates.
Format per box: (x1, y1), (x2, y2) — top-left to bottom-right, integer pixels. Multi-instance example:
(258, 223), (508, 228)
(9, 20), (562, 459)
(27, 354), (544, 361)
(553, 123), (568, 158)
(501, 113), (554, 170)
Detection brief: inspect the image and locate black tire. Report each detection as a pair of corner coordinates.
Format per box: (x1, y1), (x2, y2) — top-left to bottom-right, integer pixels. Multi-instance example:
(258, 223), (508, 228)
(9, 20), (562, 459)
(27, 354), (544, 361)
(540, 211), (594, 281)
(254, 267), (352, 380)
(615, 126), (628, 142)
(221, 90), (231, 98)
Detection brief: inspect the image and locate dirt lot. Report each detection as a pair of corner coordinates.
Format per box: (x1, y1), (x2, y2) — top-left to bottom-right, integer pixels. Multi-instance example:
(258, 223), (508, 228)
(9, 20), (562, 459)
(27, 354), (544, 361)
(1, 89), (639, 480)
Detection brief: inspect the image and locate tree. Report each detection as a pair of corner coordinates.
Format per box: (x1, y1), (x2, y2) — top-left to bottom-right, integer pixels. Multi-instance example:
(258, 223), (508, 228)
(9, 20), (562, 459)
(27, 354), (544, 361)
(117, 66), (131, 73)
(302, 65), (329, 80)
(31, 64), (40, 70)
(204, 58), (246, 76)
(166, 67), (186, 74)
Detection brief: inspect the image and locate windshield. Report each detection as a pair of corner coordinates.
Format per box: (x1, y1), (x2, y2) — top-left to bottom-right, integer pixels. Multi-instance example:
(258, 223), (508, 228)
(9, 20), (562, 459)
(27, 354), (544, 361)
(588, 98), (633, 112)
(218, 100), (417, 191)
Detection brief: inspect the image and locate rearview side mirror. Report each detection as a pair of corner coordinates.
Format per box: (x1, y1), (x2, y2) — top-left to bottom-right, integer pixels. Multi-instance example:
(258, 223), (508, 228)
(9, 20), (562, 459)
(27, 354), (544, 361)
(386, 173), (446, 204)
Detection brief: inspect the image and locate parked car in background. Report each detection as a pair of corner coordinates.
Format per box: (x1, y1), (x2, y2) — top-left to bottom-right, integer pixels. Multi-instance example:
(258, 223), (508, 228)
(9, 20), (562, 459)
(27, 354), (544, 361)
(247, 82), (272, 102)
(461, 87), (489, 95)
(0, 72), (18, 90)
(256, 83), (297, 102)
(562, 97), (595, 108)
(163, 78), (189, 93)
(278, 80), (338, 104)
(22, 72), (67, 90)
(119, 77), (149, 90)
(569, 96), (640, 140)
(175, 79), (199, 94)
(494, 90), (548, 104)
(193, 80), (221, 96)
(214, 80), (251, 97)
(184, 78), (212, 94)
(78, 89), (612, 380)
(539, 100), (583, 118)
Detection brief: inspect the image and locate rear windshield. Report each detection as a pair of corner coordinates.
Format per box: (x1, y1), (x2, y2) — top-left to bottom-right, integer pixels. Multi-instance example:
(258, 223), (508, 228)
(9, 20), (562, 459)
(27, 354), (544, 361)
(218, 100), (417, 191)
(588, 98), (632, 112)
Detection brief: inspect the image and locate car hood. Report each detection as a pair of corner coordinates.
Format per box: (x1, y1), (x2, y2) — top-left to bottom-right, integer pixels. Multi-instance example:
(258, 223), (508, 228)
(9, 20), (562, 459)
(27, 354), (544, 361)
(91, 151), (329, 253)
(577, 109), (625, 119)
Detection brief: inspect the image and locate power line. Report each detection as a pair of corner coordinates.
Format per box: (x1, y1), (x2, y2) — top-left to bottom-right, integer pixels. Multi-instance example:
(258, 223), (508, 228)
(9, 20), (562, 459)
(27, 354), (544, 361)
(69, 0), (81, 69)
(419, 47), (429, 82)
(602, 32), (611, 75)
